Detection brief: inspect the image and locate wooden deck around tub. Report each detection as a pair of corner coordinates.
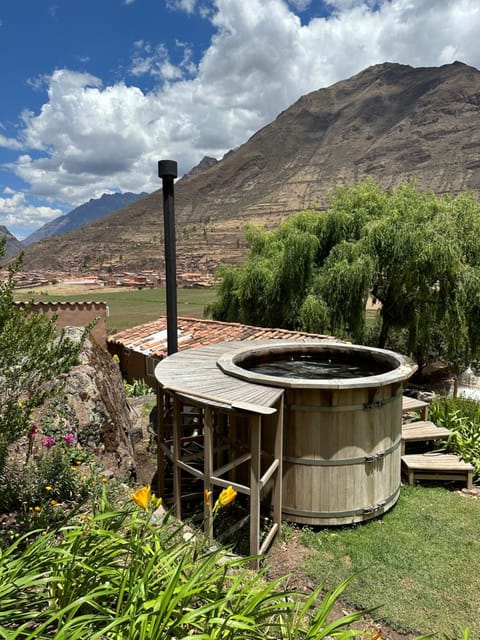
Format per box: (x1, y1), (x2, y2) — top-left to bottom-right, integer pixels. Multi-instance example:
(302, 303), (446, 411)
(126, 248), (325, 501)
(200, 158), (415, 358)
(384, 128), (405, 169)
(155, 340), (286, 412)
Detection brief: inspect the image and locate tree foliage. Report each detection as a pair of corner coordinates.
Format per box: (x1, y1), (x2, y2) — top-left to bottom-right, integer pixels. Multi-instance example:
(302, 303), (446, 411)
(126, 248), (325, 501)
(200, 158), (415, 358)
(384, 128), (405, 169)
(206, 179), (480, 371)
(0, 248), (85, 473)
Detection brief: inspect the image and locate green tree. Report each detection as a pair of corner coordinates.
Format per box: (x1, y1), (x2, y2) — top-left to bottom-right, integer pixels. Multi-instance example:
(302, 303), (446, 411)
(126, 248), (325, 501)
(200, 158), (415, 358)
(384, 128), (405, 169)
(0, 248), (85, 474)
(206, 179), (480, 374)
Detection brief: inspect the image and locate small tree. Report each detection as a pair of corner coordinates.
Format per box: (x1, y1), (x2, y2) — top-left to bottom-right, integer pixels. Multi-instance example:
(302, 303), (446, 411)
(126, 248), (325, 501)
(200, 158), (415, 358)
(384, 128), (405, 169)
(0, 248), (85, 474)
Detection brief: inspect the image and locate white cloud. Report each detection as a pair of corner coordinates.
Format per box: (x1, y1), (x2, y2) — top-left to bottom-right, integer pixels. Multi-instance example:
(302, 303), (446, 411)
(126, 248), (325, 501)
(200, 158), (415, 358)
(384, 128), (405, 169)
(166, 0), (197, 13)
(6, 0), (480, 223)
(288, 0), (312, 9)
(0, 189), (64, 239)
(0, 134), (22, 151)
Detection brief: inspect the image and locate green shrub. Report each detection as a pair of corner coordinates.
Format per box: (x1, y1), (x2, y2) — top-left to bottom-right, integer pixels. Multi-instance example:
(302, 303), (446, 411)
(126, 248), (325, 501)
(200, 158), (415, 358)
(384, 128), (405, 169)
(124, 378), (154, 397)
(430, 397), (480, 479)
(0, 494), (369, 639)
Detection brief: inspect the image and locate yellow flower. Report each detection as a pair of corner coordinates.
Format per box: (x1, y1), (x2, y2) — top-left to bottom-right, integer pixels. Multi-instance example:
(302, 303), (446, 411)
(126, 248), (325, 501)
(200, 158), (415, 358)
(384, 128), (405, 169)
(70, 466), (77, 472)
(34, 506), (41, 512)
(101, 476), (108, 483)
(50, 499), (58, 506)
(151, 493), (162, 509)
(214, 486), (237, 512)
(131, 485), (151, 510)
(45, 486), (52, 491)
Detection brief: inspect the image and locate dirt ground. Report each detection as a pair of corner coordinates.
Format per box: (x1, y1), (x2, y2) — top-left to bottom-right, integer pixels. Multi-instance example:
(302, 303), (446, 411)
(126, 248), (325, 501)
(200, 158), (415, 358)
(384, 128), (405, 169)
(128, 396), (418, 639)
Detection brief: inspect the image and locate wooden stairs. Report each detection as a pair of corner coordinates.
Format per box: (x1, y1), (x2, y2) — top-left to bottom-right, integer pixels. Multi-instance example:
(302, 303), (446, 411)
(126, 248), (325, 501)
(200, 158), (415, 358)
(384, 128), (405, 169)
(401, 396), (474, 489)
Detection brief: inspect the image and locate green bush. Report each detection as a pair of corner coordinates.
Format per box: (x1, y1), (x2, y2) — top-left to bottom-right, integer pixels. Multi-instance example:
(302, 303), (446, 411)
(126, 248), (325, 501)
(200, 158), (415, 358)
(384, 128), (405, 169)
(430, 397), (480, 479)
(0, 494), (369, 639)
(124, 378), (154, 397)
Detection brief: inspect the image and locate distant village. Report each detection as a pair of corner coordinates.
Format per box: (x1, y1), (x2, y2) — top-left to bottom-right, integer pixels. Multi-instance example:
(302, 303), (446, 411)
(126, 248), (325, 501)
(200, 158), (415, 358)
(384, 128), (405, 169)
(3, 268), (217, 290)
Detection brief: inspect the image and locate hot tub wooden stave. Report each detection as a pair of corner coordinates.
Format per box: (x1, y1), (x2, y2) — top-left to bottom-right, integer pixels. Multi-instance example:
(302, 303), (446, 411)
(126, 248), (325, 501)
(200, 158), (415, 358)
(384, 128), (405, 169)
(281, 383), (403, 525)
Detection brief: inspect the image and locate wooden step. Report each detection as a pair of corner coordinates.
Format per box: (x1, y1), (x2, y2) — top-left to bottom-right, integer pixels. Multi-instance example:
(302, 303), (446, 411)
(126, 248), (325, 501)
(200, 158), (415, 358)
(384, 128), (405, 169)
(402, 396), (429, 421)
(401, 453), (474, 489)
(401, 420), (451, 453)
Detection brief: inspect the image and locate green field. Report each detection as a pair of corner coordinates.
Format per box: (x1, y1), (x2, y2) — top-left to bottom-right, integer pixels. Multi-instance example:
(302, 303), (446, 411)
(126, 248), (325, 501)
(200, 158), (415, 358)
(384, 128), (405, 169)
(14, 286), (218, 330)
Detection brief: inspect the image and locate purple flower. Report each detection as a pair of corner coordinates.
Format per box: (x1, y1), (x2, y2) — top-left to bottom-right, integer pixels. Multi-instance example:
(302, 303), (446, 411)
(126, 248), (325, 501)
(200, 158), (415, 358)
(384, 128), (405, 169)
(27, 424), (38, 439)
(63, 433), (75, 446)
(42, 436), (55, 448)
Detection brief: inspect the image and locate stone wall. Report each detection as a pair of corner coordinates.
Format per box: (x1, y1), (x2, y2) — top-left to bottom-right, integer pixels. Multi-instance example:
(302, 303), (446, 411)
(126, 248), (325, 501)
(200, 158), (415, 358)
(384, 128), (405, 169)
(15, 301), (108, 348)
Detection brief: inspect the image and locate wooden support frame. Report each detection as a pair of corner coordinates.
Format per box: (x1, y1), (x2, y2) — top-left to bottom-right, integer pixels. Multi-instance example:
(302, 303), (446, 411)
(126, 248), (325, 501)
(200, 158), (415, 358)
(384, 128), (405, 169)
(157, 385), (284, 568)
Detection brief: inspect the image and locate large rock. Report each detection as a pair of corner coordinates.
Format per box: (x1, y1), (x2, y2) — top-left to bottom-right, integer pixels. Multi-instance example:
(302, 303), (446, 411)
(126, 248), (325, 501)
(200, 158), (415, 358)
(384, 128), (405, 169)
(40, 328), (137, 481)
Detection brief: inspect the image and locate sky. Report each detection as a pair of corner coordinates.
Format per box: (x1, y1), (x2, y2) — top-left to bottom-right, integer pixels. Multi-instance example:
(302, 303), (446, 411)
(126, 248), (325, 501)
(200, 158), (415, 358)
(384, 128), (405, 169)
(1, 0), (479, 239)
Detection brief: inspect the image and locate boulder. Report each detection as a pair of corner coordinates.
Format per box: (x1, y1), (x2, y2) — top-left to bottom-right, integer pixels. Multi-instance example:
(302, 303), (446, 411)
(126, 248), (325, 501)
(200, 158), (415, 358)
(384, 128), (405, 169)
(38, 328), (137, 481)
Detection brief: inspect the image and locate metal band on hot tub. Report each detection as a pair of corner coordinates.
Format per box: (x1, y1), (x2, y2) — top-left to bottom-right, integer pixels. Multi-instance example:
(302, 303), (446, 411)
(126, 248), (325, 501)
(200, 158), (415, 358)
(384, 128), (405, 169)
(281, 486), (401, 520)
(284, 437), (402, 467)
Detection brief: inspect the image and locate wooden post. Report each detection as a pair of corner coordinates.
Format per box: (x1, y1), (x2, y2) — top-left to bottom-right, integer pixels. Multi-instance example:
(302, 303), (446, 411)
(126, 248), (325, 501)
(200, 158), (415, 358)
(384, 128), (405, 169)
(272, 395), (283, 535)
(250, 414), (261, 564)
(173, 395), (182, 520)
(156, 386), (165, 498)
(204, 406), (214, 542)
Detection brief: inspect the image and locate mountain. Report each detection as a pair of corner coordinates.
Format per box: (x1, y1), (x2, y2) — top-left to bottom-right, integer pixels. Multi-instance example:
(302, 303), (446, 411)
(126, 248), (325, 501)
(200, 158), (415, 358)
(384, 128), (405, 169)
(179, 156), (219, 181)
(22, 192), (148, 246)
(17, 61), (480, 274)
(0, 226), (23, 259)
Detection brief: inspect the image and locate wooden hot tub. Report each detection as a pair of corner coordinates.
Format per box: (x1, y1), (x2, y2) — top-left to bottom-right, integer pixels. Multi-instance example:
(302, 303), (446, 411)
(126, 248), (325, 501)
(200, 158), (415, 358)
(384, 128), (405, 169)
(217, 342), (417, 525)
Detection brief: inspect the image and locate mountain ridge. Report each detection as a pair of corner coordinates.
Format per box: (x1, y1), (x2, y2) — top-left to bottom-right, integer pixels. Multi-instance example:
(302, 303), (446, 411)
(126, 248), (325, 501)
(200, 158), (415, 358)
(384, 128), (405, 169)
(16, 61), (480, 274)
(0, 226), (23, 259)
(22, 191), (148, 246)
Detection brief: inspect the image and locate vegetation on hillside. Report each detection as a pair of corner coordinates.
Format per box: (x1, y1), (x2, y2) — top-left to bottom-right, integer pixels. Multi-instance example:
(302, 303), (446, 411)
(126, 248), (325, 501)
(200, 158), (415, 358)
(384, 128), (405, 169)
(207, 179), (480, 375)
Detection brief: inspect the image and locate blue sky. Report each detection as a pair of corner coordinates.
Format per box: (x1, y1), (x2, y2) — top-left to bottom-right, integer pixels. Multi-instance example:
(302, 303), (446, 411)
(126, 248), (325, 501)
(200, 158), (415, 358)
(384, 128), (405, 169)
(1, 0), (479, 239)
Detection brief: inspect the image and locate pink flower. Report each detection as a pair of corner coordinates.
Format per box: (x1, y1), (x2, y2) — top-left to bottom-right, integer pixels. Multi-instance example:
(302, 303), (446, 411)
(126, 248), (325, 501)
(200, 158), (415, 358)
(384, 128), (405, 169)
(27, 424), (38, 439)
(42, 436), (55, 448)
(63, 433), (75, 446)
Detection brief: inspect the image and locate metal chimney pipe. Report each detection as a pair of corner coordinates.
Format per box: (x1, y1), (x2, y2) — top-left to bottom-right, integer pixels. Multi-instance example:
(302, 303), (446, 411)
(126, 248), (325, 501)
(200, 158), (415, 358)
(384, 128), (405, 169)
(158, 159), (178, 355)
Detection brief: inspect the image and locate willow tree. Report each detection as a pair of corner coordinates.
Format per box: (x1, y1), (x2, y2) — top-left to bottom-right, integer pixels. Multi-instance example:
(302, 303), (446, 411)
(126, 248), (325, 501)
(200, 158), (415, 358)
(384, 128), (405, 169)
(206, 179), (480, 371)
(207, 222), (319, 328)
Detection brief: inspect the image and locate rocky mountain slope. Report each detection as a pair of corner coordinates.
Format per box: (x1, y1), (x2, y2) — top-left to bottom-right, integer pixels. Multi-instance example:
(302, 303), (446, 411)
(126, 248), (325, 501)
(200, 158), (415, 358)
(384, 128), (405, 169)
(0, 225), (24, 259)
(22, 192), (148, 246)
(17, 61), (480, 273)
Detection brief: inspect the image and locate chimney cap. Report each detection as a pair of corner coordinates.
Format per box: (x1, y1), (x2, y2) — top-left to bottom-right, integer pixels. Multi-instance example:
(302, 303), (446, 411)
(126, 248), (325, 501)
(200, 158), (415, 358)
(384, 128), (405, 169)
(158, 160), (178, 179)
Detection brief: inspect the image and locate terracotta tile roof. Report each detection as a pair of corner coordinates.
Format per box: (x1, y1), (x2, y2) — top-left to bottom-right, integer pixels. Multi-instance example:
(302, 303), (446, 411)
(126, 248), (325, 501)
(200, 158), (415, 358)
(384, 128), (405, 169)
(108, 316), (333, 359)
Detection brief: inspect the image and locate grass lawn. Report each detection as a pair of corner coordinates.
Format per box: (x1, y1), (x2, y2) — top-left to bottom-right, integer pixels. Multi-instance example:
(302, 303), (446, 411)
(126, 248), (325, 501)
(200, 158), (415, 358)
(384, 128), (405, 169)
(14, 286), (218, 330)
(299, 485), (480, 638)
